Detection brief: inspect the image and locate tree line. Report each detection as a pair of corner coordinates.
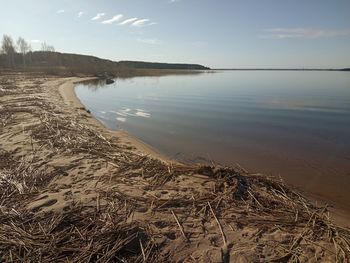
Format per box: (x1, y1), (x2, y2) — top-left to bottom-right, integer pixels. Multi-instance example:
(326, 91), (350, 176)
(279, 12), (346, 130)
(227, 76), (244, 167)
(1, 34), (209, 75)
(1, 34), (55, 68)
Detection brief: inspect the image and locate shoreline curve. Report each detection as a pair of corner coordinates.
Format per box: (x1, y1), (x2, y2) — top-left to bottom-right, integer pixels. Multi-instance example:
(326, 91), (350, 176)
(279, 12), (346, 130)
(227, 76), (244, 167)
(58, 77), (171, 163)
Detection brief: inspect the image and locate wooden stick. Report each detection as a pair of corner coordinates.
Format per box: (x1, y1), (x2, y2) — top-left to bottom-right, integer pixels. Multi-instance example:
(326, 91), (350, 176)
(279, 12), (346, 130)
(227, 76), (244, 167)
(171, 210), (189, 242)
(208, 201), (227, 247)
(139, 239), (146, 262)
(96, 194), (100, 213)
(208, 202), (229, 263)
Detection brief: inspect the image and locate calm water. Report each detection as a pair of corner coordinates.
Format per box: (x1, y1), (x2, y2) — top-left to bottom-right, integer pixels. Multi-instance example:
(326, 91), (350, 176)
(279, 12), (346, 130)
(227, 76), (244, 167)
(75, 71), (350, 209)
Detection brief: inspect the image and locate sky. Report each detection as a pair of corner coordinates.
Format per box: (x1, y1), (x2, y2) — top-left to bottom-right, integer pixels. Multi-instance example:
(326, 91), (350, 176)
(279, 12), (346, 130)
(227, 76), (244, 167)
(1, 0), (350, 68)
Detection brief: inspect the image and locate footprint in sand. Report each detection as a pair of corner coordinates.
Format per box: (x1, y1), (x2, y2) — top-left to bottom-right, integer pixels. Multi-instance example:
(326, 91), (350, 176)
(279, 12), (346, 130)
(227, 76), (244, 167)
(165, 232), (177, 240)
(31, 199), (58, 212)
(154, 221), (168, 229)
(34, 194), (49, 202)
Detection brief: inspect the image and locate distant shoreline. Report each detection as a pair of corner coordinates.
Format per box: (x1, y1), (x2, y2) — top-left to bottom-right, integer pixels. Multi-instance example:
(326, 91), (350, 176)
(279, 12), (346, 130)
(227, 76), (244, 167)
(213, 68), (350, 71)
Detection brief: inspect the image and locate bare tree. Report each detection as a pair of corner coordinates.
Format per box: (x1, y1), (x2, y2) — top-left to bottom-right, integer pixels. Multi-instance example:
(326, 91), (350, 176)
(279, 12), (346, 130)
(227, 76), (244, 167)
(27, 44), (33, 65)
(1, 35), (16, 67)
(41, 42), (55, 52)
(17, 37), (29, 66)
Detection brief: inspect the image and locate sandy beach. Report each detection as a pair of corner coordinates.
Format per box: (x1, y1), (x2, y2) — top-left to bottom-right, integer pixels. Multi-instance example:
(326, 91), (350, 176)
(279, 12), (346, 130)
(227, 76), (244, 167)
(1, 72), (350, 262)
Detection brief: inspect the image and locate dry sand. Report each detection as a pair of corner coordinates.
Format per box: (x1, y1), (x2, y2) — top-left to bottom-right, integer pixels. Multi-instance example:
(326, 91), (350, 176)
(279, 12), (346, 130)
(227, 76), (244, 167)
(1, 72), (350, 262)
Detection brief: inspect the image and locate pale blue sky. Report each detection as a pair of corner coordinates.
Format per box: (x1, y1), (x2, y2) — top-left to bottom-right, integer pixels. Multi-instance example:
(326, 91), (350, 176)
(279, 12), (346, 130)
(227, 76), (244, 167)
(1, 0), (350, 68)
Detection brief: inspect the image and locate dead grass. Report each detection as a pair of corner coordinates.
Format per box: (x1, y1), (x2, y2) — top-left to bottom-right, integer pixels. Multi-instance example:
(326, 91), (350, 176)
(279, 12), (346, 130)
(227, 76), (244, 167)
(0, 73), (349, 262)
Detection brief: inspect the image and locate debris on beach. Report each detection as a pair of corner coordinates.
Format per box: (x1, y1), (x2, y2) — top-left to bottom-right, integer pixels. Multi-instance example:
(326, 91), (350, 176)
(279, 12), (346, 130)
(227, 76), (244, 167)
(0, 73), (349, 262)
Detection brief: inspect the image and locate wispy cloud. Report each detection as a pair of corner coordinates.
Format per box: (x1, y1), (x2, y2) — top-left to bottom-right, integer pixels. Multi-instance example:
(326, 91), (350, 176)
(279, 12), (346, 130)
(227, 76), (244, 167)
(262, 28), (350, 39)
(91, 13), (105, 21)
(57, 9), (65, 14)
(77, 11), (84, 18)
(29, 39), (41, 43)
(92, 14), (156, 27)
(169, 0), (180, 3)
(137, 38), (163, 45)
(101, 14), (123, 24)
(132, 19), (149, 26)
(132, 19), (155, 27)
(119, 17), (138, 25)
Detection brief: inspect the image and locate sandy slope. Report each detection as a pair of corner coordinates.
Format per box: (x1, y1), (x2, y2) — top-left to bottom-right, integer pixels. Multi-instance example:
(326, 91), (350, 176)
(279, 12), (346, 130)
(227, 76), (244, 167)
(0, 73), (349, 262)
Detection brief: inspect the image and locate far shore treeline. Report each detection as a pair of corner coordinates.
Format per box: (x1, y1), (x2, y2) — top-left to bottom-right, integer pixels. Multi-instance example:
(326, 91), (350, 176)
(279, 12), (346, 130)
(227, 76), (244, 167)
(0, 34), (210, 77)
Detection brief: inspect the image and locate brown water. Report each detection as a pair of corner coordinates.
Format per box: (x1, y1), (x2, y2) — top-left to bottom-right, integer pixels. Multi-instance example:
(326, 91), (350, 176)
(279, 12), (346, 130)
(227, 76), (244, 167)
(75, 71), (350, 211)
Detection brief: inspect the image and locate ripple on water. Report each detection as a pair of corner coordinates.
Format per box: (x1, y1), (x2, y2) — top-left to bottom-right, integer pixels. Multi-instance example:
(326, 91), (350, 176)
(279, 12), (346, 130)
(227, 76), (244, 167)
(116, 117), (126, 122)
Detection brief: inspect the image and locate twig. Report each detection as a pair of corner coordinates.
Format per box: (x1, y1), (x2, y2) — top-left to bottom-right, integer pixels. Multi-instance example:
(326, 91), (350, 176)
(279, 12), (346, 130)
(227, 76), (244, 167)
(171, 210), (189, 242)
(208, 201), (230, 263)
(208, 201), (227, 247)
(96, 194), (100, 213)
(139, 239), (146, 262)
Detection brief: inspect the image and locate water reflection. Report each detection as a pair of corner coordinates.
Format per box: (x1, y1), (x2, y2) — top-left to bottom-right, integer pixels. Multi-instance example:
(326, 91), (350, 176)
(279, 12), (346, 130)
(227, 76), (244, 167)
(80, 79), (107, 91)
(81, 70), (209, 92)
